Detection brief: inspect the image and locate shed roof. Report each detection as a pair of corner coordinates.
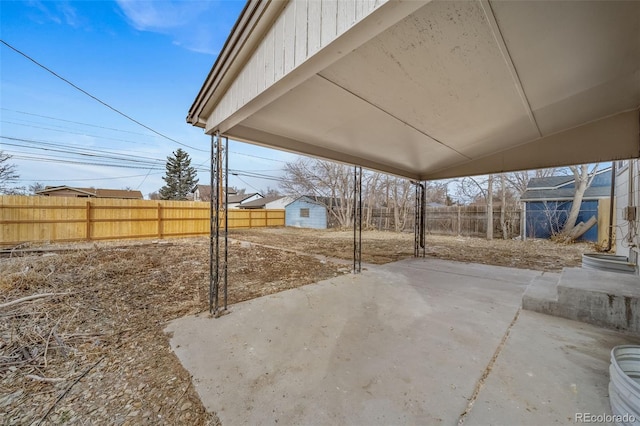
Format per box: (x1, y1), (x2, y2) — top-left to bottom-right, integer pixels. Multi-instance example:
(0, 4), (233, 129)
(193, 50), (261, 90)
(285, 196), (340, 209)
(521, 169), (612, 201)
(525, 176), (575, 189)
(238, 195), (286, 209)
(188, 0), (639, 180)
(520, 187), (611, 202)
(228, 193), (260, 204)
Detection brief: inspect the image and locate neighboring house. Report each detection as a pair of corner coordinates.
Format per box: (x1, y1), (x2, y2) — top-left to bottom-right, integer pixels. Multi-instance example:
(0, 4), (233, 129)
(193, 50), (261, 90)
(520, 168), (613, 242)
(285, 196), (328, 229)
(192, 185), (237, 202)
(228, 193), (262, 209)
(239, 196), (294, 210)
(36, 186), (143, 199)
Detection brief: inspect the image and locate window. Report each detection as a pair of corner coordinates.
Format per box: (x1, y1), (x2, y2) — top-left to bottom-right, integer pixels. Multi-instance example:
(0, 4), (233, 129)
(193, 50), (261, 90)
(617, 160), (628, 175)
(300, 208), (310, 218)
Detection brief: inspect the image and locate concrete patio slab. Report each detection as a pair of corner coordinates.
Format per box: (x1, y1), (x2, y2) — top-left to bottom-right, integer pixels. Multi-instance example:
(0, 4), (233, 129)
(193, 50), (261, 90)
(166, 258), (640, 425)
(465, 310), (640, 425)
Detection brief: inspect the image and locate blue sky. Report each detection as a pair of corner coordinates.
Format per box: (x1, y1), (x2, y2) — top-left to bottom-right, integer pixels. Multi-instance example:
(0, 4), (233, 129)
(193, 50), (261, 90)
(0, 0), (298, 197)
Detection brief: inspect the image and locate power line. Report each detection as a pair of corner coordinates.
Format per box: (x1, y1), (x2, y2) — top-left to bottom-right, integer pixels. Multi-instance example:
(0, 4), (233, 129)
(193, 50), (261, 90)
(3, 106), (293, 164)
(1, 136), (166, 164)
(229, 150), (288, 163)
(1, 108), (158, 137)
(13, 172), (164, 182)
(0, 39), (207, 153)
(8, 153), (167, 169)
(7, 149), (289, 183)
(2, 120), (161, 147)
(232, 174), (262, 193)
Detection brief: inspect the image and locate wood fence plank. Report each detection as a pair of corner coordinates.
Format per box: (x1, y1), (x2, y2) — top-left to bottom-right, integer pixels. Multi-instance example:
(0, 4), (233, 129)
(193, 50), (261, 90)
(0, 196), (285, 245)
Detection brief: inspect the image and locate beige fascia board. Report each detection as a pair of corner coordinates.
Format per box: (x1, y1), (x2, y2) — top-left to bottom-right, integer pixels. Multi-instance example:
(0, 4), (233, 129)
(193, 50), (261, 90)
(187, 0), (287, 127)
(209, 0), (431, 135)
(226, 124), (421, 180)
(423, 109), (640, 180)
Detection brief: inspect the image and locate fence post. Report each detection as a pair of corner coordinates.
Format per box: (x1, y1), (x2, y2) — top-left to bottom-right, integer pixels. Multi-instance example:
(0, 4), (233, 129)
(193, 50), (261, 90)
(86, 201), (91, 241)
(249, 210), (252, 228)
(157, 203), (162, 238)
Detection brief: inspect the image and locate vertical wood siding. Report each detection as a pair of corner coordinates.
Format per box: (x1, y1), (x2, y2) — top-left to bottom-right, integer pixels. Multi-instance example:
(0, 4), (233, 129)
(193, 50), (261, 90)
(211, 0), (385, 128)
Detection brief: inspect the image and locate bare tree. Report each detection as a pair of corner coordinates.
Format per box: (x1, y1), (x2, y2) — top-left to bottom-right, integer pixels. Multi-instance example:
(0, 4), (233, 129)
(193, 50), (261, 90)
(281, 158), (354, 227)
(29, 182), (45, 194)
(560, 163), (599, 236)
(486, 174), (494, 240)
(0, 151), (20, 194)
(281, 158), (419, 230)
(505, 167), (560, 197)
(261, 186), (281, 197)
(500, 174), (507, 239)
(232, 187), (247, 196)
(362, 171), (380, 228)
(387, 176), (413, 232)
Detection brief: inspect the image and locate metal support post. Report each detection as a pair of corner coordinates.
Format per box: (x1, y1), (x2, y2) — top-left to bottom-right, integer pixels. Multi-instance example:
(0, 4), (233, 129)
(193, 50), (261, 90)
(209, 132), (229, 316)
(353, 165), (362, 273)
(222, 136), (229, 310)
(414, 181), (426, 258)
(209, 133), (218, 314)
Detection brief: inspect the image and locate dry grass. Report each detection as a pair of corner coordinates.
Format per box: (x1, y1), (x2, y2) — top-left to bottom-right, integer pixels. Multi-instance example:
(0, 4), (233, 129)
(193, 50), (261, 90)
(230, 228), (594, 271)
(0, 238), (346, 425)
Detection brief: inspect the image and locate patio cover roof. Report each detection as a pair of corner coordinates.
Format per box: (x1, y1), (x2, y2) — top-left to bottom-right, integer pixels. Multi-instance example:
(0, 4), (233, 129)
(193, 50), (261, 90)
(188, 0), (640, 180)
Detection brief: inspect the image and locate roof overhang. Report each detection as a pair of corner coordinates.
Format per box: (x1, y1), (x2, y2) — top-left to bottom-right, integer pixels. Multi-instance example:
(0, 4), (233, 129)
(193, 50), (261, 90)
(521, 197), (607, 203)
(37, 186), (96, 196)
(189, 0), (640, 180)
(187, 0), (287, 127)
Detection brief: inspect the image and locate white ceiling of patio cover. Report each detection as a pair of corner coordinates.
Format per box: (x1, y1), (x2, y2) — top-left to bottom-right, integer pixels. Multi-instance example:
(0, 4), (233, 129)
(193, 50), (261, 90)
(227, 0), (640, 179)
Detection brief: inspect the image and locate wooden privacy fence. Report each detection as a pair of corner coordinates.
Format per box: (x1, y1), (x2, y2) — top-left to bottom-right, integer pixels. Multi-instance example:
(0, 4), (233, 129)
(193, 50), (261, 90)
(0, 196), (285, 246)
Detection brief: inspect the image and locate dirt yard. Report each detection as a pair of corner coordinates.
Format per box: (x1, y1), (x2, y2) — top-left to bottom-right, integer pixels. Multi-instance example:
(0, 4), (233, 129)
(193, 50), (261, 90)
(0, 229), (594, 424)
(229, 227), (594, 271)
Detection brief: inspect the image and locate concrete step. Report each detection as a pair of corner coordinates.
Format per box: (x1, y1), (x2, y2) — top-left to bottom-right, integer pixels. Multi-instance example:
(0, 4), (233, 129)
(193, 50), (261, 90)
(556, 267), (640, 333)
(522, 273), (561, 316)
(523, 267), (640, 333)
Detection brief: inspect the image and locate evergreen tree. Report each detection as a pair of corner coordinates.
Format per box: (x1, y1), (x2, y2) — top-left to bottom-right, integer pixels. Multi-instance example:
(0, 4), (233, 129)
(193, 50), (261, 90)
(159, 149), (199, 200)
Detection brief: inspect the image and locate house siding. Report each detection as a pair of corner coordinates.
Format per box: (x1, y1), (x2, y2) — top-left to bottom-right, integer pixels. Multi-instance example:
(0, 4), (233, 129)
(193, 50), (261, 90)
(285, 199), (327, 229)
(210, 0), (385, 129)
(615, 159), (639, 266)
(525, 200), (600, 242)
(522, 169), (614, 243)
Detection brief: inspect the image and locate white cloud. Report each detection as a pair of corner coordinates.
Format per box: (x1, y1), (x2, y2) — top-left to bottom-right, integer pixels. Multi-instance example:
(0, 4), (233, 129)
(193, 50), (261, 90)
(26, 1), (84, 28)
(115, 0), (204, 31)
(57, 2), (81, 28)
(115, 0), (238, 55)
